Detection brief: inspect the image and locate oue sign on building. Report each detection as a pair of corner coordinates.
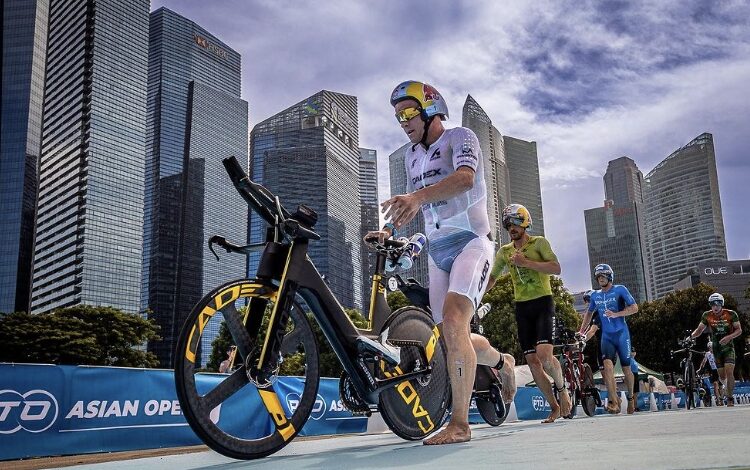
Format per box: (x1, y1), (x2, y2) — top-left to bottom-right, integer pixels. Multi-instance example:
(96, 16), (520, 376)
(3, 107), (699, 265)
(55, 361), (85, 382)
(704, 266), (729, 275)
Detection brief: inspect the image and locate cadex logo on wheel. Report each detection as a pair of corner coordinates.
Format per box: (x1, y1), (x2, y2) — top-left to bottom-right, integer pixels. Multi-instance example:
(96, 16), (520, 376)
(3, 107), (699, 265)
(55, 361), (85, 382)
(0, 389), (59, 434)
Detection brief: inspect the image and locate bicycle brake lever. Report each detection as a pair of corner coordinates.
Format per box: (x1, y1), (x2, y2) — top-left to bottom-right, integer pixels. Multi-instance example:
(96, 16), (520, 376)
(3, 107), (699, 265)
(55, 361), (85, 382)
(208, 235), (224, 261)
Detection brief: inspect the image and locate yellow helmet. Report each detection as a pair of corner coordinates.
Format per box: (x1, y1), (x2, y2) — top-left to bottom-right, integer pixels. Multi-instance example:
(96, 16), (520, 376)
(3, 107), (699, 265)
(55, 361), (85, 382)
(502, 204), (532, 229)
(390, 80), (449, 120)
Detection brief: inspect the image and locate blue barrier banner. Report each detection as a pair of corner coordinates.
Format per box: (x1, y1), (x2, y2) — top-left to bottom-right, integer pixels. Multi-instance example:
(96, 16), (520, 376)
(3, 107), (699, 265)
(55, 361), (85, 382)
(0, 364), (366, 461)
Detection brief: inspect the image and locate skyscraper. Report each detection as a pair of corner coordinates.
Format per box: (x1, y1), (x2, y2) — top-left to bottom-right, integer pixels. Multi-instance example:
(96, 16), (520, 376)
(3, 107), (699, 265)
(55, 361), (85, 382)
(360, 148), (379, 308)
(31, 0), (149, 314)
(585, 201), (649, 303)
(388, 143), (429, 286)
(604, 156), (644, 205)
(584, 156), (649, 302)
(1, 0), (49, 313)
(461, 95), (545, 242)
(143, 8), (248, 366)
(249, 91), (362, 310)
(504, 135), (545, 236)
(643, 133), (727, 299)
(462, 95), (509, 243)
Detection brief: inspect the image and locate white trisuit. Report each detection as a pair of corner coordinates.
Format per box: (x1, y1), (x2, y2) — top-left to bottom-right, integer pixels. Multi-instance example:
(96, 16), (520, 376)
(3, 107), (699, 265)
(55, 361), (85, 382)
(403, 127), (494, 322)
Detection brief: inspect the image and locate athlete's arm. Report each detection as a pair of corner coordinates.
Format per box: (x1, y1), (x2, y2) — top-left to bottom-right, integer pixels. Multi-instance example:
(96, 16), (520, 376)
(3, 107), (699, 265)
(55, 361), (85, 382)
(719, 320), (742, 346)
(690, 323), (707, 339)
(512, 237), (561, 274)
(584, 323), (598, 341)
(382, 167), (474, 229)
(512, 255), (560, 275)
(486, 251), (509, 293)
(607, 303), (638, 318)
(579, 310), (593, 335)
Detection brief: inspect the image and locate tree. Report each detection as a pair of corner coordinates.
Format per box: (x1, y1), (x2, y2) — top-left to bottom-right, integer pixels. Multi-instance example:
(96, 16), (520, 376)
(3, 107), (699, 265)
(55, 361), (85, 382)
(628, 283), (750, 375)
(386, 290), (410, 311)
(0, 306), (160, 367)
(208, 303), (369, 378)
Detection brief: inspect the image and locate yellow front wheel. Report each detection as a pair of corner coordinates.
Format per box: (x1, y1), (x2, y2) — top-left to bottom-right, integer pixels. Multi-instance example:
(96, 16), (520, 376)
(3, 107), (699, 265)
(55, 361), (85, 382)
(174, 279), (319, 460)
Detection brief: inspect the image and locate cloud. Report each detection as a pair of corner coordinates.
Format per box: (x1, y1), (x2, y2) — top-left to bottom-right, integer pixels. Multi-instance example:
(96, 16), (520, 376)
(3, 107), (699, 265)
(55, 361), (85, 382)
(150, 0), (750, 293)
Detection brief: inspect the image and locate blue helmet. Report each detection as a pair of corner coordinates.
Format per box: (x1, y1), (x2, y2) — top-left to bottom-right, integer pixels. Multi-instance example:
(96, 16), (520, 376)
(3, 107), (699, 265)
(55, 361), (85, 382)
(594, 264), (614, 283)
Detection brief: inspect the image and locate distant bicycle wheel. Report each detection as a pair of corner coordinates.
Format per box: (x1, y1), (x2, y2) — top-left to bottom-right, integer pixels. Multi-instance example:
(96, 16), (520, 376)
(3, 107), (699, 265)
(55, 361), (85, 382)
(581, 364), (597, 417)
(684, 361), (696, 410)
(174, 279), (319, 460)
(378, 307), (450, 440)
(559, 357), (576, 419)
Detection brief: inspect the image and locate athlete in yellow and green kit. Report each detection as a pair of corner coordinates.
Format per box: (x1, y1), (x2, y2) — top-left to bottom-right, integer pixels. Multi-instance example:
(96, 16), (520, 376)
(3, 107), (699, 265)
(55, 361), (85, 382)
(484, 204), (570, 423)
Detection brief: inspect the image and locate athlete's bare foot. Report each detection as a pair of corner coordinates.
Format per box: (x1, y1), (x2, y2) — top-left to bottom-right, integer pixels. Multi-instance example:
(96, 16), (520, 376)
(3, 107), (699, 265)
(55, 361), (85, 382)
(606, 397), (621, 414)
(499, 354), (517, 405)
(627, 396), (636, 414)
(423, 423), (471, 445)
(558, 387), (572, 417)
(542, 403), (561, 424)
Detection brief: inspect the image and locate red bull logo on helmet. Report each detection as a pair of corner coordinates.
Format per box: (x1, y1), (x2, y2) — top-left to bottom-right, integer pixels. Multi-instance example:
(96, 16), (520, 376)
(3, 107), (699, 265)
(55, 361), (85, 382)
(423, 84), (440, 102)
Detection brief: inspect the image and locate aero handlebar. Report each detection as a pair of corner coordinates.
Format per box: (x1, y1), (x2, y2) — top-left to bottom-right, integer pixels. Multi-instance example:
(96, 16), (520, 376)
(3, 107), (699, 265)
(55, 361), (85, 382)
(223, 156), (291, 228)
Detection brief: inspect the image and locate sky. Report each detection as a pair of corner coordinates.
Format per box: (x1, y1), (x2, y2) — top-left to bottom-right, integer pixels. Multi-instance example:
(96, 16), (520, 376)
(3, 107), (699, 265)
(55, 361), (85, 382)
(151, 0), (750, 293)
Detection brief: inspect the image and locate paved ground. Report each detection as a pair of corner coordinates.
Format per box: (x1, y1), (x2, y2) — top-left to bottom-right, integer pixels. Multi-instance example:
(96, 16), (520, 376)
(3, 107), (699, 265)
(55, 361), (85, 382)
(17, 405), (750, 470)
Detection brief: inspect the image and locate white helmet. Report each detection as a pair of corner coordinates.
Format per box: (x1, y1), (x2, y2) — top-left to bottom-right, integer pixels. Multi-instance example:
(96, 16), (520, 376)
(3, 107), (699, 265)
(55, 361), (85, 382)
(708, 292), (724, 306)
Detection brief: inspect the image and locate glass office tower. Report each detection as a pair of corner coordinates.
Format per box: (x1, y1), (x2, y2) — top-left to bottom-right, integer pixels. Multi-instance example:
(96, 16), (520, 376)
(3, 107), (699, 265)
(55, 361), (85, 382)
(643, 133), (727, 299)
(584, 156), (649, 302)
(585, 201), (649, 303)
(143, 8), (248, 366)
(604, 156), (644, 205)
(360, 148), (379, 308)
(1, 0), (49, 313)
(249, 91), (362, 310)
(31, 0), (149, 314)
(462, 95), (509, 243)
(504, 135), (545, 236)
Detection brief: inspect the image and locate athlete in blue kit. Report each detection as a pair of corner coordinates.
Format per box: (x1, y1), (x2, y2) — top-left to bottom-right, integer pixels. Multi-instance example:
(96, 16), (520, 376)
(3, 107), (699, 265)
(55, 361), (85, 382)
(578, 264), (639, 414)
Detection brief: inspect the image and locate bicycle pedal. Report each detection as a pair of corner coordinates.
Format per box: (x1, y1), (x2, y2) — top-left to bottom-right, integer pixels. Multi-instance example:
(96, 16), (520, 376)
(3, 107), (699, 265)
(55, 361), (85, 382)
(356, 335), (400, 366)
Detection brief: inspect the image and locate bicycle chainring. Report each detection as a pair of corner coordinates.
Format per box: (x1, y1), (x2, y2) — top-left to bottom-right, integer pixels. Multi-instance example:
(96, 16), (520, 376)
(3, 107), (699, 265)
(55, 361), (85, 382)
(339, 372), (371, 415)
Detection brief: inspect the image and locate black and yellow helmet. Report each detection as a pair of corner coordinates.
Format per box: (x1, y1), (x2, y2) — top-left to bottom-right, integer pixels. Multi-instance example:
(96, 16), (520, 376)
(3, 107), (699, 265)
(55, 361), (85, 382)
(502, 204), (532, 230)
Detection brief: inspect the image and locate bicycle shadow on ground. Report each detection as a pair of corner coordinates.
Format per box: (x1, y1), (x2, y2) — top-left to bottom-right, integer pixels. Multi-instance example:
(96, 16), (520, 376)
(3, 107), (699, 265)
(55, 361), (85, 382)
(197, 427), (528, 469)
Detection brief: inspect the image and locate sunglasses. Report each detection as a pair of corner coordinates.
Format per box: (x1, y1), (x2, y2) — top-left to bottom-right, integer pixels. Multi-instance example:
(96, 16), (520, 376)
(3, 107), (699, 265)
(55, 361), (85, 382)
(395, 107), (422, 123)
(503, 218), (524, 230)
(710, 300), (723, 307)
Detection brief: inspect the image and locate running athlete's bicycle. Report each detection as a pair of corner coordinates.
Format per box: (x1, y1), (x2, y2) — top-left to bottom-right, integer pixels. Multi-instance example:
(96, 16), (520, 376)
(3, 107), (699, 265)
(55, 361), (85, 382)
(388, 274), (508, 426)
(555, 328), (600, 418)
(670, 336), (702, 410)
(174, 157), (450, 460)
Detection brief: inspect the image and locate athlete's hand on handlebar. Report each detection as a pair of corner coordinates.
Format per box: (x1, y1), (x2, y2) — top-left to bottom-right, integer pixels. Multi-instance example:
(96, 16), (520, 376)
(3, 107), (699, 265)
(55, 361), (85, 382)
(363, 229), (391, 246)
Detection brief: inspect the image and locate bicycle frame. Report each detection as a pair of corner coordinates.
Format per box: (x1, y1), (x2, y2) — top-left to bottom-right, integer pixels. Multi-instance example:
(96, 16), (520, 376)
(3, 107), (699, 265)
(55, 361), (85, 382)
(557, 330), (599, 408)
(670, 342), (703, 409)
(221, 157), (438, 406)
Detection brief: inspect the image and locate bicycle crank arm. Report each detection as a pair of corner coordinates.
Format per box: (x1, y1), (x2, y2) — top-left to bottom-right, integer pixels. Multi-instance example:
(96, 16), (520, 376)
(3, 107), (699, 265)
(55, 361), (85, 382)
(372, 366), (434, 393)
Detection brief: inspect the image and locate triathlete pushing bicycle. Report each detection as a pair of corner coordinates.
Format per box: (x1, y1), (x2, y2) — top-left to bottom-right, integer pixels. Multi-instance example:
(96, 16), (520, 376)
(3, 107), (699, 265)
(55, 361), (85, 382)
(687, 293), (742, 406)
(366, 80), (515, 445)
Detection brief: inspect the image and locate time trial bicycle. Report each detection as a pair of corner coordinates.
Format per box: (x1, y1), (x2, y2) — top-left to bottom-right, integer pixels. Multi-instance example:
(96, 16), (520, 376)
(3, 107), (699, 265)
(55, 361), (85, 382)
(555, 328), (599, 418)
(173, 156), (450, 460)
(670, 336), (702, 410)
